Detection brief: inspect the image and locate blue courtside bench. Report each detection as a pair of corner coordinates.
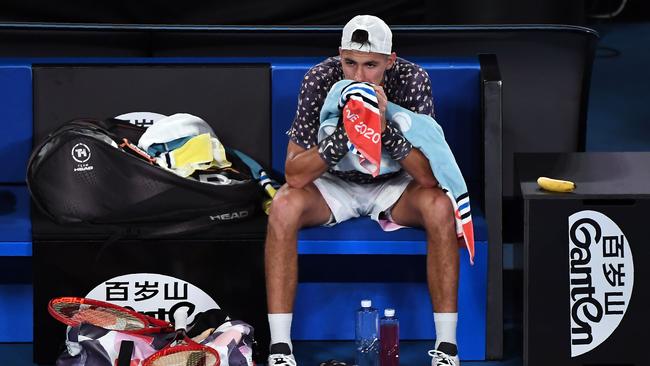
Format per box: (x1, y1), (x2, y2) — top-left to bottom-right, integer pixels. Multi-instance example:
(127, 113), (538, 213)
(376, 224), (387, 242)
(0, 54), (502, 362)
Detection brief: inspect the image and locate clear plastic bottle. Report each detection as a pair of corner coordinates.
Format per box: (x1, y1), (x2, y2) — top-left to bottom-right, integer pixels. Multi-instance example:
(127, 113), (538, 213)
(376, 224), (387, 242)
(355, 299), (379, 366)
(380, 308), (399, 366)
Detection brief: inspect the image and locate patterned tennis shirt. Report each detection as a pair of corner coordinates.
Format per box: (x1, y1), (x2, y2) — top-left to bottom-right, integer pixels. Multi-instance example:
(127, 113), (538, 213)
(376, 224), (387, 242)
(287, 56), (435, 183)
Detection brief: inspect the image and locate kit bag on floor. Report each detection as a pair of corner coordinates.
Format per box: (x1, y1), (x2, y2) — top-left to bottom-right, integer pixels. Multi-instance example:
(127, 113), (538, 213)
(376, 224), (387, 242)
(56, 309), (256, 366)
(27, 118), (264, 237)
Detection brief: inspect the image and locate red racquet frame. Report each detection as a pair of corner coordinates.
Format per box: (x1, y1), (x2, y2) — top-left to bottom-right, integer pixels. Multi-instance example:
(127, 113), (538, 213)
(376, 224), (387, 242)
(48, 297), (173, 334)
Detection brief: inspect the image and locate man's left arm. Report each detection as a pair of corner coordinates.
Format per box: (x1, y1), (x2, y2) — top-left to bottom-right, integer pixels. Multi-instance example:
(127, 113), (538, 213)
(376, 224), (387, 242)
(397, 148), (438, 188)
(373, 85), (438, 188)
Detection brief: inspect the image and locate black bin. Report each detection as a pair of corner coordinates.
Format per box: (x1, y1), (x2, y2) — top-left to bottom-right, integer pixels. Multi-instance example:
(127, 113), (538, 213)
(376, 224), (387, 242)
(519, 152), (650, 366)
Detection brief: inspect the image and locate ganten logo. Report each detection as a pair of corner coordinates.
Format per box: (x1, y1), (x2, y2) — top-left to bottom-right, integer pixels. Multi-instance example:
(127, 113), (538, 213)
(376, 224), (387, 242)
(569, 210), (634, 357)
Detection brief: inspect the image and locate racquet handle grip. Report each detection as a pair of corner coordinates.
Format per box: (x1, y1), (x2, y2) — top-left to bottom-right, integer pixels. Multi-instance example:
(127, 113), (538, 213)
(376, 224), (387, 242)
(173, 308), (188, 331)
(259, 170), (277, 197)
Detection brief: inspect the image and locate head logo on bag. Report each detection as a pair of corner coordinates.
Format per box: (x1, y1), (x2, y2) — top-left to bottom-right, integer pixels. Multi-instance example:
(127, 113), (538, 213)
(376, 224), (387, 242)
(71, 142), (91, 163)
(209, 209), (250, 222)
(71, 142), (95, 172)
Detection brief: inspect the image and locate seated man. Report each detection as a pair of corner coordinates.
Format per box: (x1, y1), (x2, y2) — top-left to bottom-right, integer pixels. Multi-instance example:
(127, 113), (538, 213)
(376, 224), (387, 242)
(266, 15), (464, 366)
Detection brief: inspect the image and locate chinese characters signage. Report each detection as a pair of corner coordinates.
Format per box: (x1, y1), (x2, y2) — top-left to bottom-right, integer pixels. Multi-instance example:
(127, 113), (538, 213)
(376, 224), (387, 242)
(568, 210), (634, 357)
(86, 273), (221, 324)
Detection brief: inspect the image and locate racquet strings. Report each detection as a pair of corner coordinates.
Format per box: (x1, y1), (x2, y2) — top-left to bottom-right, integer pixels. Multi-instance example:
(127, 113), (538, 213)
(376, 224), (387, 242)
(53, 301), (146, 331)
(145, 348), (218, 366)
(143, 307), (219, 366)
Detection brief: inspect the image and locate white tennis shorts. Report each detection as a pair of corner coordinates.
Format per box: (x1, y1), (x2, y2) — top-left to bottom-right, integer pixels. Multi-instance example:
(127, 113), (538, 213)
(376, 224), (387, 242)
(313, 171), (412, 228)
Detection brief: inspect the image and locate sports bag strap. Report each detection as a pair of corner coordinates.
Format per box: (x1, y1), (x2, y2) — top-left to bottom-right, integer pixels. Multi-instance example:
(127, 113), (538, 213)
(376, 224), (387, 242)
(116, 340), (134, 366)
(137, 201), (259, 239)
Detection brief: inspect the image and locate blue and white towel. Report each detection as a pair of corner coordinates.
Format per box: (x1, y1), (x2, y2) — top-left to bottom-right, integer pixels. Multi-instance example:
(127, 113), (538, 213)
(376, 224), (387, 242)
(319, 80), (475, 263)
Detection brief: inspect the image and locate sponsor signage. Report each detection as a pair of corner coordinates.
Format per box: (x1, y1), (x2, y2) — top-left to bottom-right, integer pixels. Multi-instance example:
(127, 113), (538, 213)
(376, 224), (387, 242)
(568, 210), (634, 357)
(86, 273), (222, 324)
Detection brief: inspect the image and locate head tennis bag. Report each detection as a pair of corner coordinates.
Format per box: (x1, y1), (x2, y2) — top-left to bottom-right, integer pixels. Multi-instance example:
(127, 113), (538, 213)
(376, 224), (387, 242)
(27, 118), (263, 236)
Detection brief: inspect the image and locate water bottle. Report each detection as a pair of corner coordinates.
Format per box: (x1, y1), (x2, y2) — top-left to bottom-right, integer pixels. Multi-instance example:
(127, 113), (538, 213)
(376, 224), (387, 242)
(355, 299), (379, 366)
(380, 308), (399, 366)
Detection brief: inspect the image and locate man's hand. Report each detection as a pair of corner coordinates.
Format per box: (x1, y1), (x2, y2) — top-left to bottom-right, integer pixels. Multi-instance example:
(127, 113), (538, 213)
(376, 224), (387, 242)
(372, 84), (388, 132)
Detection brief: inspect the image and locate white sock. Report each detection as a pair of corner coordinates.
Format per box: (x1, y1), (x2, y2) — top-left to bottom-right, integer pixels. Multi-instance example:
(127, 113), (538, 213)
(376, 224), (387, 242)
(268, 313), (293, 352)
(433, 312), (458, 348)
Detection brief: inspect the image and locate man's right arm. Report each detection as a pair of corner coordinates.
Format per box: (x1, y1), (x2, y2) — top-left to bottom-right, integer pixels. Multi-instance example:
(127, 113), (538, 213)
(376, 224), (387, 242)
(284, 141), (329, 189)
(284, 59), (347, 188)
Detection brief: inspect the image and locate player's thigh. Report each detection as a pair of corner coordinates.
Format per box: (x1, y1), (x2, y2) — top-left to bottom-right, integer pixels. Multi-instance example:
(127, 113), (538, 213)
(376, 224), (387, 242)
(389, 181), (449, 228)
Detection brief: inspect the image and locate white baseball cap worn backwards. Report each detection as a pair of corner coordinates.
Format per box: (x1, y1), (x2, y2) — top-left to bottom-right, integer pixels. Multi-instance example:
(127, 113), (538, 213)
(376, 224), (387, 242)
(341, 15), (392, 55)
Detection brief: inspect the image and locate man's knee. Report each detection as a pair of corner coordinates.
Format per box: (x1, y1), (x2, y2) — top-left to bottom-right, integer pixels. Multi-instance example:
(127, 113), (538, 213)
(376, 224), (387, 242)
(416, 187), (454, 226)
(268, 189), (301, 228)
(267, 185), (311, 231)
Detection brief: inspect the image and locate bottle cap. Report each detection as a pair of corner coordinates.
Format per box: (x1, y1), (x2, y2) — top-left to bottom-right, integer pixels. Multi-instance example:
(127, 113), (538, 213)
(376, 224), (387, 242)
(384, 308), (395, 317)
(361, 299), (372, 308)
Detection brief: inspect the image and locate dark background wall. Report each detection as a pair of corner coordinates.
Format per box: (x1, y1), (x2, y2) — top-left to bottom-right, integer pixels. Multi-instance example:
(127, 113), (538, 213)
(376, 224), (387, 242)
(2, 1), (649, 27)
(0, 0), (628, 25)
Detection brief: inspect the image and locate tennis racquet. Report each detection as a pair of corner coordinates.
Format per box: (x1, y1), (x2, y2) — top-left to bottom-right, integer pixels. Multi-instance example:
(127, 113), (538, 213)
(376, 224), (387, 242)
(143, 308), (220, 366)
(230, 149), (279, 214)
(48, 297), (173, 334)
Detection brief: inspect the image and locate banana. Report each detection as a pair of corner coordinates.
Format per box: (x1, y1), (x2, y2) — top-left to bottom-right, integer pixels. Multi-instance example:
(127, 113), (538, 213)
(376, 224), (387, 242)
(537, 176), (576, 193)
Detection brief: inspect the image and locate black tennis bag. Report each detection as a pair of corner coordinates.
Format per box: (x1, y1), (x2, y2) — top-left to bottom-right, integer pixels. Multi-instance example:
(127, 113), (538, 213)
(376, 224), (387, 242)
(27, 118), (264, 237)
